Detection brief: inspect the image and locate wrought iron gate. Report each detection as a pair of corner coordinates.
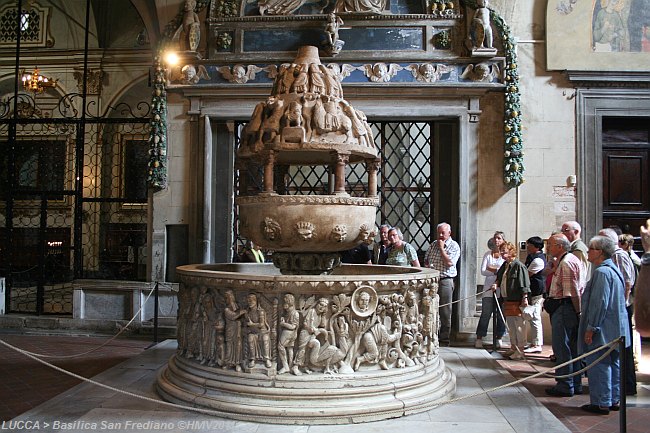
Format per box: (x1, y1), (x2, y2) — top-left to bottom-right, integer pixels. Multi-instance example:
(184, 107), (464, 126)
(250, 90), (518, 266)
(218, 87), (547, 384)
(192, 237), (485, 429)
(0, 94), (150, 315)
(233, 121), (434, 262)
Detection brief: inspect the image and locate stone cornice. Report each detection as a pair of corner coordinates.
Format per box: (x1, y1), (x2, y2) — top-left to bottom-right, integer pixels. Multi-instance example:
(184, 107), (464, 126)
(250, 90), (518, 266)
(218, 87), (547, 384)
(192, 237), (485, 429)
(567, 71), (650, 86)
(209, 14), (462, 24)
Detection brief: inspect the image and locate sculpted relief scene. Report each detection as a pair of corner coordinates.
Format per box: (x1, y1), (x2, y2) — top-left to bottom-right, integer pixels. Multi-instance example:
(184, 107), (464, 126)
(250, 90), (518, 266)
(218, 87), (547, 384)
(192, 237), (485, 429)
(175, 282), (440, 376)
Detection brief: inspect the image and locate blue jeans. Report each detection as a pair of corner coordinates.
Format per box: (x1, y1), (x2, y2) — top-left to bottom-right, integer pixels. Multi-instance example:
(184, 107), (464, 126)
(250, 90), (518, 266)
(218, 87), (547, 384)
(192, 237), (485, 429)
(585, 346), (620, 407)
(475, 296), (505, 339)
(550, 303), (582, 394)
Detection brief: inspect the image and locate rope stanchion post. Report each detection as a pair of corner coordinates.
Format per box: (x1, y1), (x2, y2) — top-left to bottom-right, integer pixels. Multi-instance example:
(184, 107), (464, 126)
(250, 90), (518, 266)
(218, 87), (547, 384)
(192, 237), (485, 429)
(153, 281), (160, 345)
(620, 336), (626, 433)
(491, 293), (497, 353)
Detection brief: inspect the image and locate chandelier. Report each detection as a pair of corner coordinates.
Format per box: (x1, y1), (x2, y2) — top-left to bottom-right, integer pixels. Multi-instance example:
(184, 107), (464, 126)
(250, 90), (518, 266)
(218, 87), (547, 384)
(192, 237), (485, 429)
(21, 67), (57, 94)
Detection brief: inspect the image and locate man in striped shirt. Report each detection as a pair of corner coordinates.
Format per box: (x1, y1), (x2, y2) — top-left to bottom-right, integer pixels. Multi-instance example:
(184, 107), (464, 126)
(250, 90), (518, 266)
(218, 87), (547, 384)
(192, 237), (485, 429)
(424, 222), (461, 344)
(545, 233), (585, 397)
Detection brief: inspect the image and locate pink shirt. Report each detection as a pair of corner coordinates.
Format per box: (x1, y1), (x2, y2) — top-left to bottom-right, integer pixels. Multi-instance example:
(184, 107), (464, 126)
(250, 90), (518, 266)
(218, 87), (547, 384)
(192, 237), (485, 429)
(548, 253), (585, 299)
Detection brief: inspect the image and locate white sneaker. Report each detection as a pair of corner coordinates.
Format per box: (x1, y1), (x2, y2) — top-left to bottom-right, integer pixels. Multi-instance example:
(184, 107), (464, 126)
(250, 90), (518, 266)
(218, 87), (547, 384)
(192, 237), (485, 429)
(475, 339), (483, 349)
(523, 345), (542, 353)
(495, 339), (503, 349)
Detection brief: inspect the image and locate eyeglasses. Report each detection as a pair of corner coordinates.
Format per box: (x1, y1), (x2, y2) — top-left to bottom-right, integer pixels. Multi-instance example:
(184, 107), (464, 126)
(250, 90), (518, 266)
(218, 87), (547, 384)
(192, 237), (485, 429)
(588, 246), (601, 251)
(561, 228), (573, 233)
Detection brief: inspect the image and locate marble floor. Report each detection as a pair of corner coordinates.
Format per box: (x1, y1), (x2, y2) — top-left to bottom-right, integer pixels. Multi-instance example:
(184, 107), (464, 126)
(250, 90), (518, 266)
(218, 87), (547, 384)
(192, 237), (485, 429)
(3, 333), (650, 433)
(3, 339), (576, 433)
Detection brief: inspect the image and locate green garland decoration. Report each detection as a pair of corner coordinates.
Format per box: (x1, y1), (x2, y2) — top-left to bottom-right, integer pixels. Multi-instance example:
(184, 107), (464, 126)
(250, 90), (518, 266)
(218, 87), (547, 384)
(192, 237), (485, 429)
(148, 0), (211, 190)
(462, 0), (524, 188)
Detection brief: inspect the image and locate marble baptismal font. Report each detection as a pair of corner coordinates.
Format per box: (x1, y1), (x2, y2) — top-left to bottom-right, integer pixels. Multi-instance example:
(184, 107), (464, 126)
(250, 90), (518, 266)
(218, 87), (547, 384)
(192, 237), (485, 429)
(156, 46), (455, 424)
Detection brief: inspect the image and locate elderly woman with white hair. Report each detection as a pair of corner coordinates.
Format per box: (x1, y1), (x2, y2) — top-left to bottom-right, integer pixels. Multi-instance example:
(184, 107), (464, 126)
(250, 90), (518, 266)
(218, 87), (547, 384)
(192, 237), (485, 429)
(578, 235), (630, 415)
(385, 226), (420, 267)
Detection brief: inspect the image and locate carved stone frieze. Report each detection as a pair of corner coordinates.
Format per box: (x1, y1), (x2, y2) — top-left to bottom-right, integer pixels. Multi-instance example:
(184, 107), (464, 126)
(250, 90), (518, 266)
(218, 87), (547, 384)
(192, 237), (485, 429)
(174, 264), (440, 375)
(237, 194), (379, 206)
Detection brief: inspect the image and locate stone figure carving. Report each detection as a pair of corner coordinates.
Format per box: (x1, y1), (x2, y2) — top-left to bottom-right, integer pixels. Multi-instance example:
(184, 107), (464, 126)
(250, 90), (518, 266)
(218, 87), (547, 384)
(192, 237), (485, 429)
(199, 287), (218, 364)
(333, 315), (350, 354)
(223, 290), (246, 372)
(469, 0), (493, 50)
(180, 64), (210, 85)
(212, 310), (226, 367)
(245, 293), (272, 368)
(353, 316), (403, 370)
(176, 287), (192, 356)
(187, 287), (203, 359)
(351, 286), (377, 317)
(296, 221), (316, 241)
(218, 64), (263, 84)
(363, 63), (402, 83)
(406, 63), (449, 83)
(460, 62), (498, 82)
(242, 102), (266, 150)
(282, 101), (303, 128)
(402, 291), (420, 332)
(180, 0), (201, 52)
(420, 288), (439, 357)
(292, 297), (331, 375)
(323, 13), (345, 56)
(290, 65), (309, 93)
(325, 64), (353, 98)
(278, 294), (300, 374)
(342, 102), (370, 147)
(260, 97), (284, 143)
(263, 217), (282, 241)
(400, 291), (421, 363)
(309, 64), (326, 94)
(334, 0), (387, 14)
(277, 64), (297, 94)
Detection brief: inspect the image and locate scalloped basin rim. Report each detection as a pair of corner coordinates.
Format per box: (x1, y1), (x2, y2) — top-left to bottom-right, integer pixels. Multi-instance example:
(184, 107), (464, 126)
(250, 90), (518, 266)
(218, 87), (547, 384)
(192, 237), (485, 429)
(177, 263), (439, 279)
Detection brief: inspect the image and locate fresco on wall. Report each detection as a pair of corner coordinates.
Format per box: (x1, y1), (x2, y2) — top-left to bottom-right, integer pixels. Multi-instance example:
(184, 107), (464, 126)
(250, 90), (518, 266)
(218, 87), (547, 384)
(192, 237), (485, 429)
(547, 0), (650, 71)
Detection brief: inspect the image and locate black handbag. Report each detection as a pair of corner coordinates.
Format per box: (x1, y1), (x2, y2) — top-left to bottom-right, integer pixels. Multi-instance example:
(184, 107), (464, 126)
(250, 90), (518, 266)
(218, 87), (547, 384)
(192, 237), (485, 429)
(543, 297), (562, 316)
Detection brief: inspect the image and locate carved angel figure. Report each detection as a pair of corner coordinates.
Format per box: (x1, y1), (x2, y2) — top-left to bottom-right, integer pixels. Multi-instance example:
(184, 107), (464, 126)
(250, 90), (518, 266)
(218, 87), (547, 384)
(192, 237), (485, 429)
(363, 63), (402, 83)
(181, 64), (210, 85)
(406, 63), (449, 83)
(469, 0), (493, 49)
(326, 63), (356, 81)
(218, 64), (263, 84)
(460, 62), (498, 82)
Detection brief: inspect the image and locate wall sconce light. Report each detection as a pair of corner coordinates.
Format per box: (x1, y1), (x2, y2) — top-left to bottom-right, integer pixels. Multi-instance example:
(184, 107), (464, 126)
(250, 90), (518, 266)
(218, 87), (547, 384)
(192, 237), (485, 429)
(21, 67), (57, 94)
